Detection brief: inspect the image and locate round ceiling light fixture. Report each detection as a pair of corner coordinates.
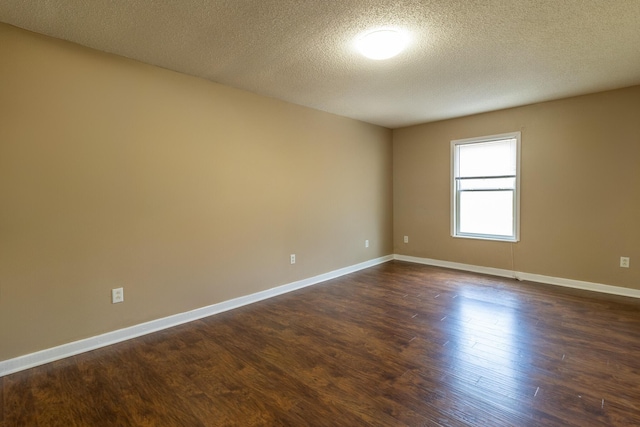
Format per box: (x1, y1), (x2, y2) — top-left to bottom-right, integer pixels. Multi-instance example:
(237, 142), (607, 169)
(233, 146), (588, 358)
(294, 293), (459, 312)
(356, 29), (409, 60)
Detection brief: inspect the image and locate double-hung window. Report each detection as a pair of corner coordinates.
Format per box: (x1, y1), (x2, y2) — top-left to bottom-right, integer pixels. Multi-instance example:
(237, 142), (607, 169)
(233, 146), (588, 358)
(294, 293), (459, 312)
(451, 132), (521, 242)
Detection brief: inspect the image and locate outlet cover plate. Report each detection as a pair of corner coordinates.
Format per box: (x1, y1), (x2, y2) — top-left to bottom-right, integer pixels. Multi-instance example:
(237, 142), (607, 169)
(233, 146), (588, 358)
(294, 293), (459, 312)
(112, 287), (124, 303)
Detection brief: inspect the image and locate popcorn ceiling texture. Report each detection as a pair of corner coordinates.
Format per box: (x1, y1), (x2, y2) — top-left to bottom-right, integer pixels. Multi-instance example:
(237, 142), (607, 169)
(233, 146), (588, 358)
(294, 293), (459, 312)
(1, 0), (639, 128)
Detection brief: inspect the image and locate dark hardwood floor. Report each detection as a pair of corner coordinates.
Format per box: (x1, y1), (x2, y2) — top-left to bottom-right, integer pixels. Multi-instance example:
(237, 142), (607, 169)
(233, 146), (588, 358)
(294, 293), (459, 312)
(3, 261), (640, 426)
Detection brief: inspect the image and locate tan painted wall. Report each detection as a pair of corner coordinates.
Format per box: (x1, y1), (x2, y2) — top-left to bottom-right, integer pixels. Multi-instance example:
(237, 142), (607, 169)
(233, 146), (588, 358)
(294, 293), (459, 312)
(0, 24), (393, 361)
(394, 85), (640, 290)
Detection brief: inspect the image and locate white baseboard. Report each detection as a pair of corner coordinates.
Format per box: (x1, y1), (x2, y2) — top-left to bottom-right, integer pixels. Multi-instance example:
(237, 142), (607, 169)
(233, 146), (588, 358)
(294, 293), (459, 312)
(0, 255), (393, 377)
(394, 254), (640, 299)
(4, 253), (637, 377)
(394, 254), (516, 279)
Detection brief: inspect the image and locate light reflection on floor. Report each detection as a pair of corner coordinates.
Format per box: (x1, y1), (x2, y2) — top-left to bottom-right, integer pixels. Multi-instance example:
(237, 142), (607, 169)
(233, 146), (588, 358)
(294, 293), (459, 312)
(450, 287), (531, 407)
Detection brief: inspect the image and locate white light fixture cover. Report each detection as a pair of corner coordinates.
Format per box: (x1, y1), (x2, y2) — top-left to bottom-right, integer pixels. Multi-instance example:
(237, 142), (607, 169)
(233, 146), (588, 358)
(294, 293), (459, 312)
(356, 29), (409, 60)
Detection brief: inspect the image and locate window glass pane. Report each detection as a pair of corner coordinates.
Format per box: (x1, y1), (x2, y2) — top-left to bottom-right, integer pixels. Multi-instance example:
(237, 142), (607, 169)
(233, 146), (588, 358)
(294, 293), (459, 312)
(458, 177), (515, 191)
(459, 191), (513, 237)
(458, 139), (516, 177)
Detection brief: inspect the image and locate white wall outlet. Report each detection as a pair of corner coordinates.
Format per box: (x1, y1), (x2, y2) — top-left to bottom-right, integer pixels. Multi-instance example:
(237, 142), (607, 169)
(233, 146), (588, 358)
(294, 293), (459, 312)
(112, 287), (124, 304)
(290, 254), (296, 264)
(404, 235), (409, 243)
(620, 257), (630, 268)
(365, 240), (369, 248)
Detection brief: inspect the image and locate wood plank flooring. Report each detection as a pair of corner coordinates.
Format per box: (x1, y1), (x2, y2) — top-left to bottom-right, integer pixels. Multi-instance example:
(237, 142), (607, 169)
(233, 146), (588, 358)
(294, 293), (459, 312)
(3, 261), (640, 426)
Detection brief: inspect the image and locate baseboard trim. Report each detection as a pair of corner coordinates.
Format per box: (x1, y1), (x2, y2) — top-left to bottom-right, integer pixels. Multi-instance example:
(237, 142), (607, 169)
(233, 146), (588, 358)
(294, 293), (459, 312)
(394, 254), (516, 279)
(394, 254), (640, 299)
(5, 253), (637, 377)
(0, 255), (393, 377)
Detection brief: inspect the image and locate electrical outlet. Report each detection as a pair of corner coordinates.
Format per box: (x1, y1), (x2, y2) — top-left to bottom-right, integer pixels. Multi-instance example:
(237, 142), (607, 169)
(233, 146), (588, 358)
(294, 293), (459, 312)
(620, 257), (630, 268)
(112, 287), (124, 304)
(365, 240), (369, 248)
(403, 235), (409, 243)
(290, 254), (296, 264)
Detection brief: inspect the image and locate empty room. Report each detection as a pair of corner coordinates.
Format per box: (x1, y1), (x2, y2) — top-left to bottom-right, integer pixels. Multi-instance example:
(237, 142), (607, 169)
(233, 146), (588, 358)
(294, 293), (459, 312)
(1, 1), (639, 426)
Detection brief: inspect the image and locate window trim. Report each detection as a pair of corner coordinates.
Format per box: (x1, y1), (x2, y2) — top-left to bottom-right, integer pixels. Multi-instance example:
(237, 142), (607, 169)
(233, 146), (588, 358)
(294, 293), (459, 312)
(451, 131), (521, 242)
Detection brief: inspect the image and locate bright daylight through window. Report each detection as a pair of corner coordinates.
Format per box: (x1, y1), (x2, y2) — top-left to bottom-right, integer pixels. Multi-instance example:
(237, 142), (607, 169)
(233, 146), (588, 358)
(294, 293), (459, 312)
(451, 132), (521, 242)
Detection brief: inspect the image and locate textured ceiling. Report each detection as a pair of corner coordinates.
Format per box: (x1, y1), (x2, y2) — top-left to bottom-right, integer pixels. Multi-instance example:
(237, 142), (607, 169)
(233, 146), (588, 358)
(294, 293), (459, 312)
(1, 0), (640, 128)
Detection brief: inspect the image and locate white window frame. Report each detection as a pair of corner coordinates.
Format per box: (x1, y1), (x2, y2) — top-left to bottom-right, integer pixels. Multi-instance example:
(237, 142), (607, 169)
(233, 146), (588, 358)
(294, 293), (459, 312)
(451, 131), (521, 242)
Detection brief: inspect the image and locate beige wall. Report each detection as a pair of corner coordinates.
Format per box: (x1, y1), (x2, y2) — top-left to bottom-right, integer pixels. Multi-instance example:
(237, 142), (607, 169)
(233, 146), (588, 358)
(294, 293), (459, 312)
(394, 85), (640, 290)
(0, 24), (393, 361)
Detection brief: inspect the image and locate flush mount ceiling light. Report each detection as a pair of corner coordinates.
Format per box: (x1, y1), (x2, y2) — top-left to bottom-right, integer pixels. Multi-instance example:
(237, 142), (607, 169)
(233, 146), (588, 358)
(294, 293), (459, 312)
(356, 29), (409, 60)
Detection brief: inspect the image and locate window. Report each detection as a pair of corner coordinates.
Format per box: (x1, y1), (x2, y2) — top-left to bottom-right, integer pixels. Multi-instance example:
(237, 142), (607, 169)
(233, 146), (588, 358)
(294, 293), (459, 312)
(451, 132), (520, 242)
